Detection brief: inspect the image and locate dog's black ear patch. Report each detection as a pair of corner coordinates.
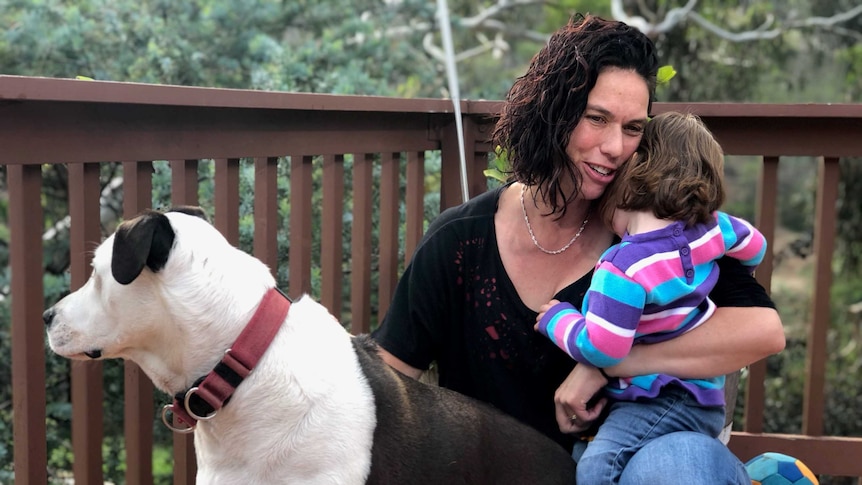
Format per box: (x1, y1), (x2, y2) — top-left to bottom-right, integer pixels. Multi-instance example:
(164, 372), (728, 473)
(111, 210), (176, 285)
(169, 205), (209, 221)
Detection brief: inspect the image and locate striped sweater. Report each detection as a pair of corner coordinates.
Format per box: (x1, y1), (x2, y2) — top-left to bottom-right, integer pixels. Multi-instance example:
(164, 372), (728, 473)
(536, 211), (767, 405)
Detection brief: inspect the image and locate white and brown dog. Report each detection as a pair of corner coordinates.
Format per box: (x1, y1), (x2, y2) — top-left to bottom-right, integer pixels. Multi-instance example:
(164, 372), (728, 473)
(44, 207), (576, 484)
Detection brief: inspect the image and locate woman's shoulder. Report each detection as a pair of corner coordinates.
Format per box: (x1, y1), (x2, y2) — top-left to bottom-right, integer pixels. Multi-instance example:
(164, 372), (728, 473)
(424, 185), (505, 238)
(440, 185), (504, 219)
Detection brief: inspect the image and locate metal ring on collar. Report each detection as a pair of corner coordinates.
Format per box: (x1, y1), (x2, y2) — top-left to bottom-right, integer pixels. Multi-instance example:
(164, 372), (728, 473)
(184, 386), (218, 421)
(161, 404), (196, 434)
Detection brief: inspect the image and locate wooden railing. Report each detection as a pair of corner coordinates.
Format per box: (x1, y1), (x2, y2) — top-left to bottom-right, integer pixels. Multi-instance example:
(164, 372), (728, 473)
(2, 75), (862, 483)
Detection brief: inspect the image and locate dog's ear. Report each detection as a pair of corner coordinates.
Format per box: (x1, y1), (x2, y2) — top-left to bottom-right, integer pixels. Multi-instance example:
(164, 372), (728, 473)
(111, 210), (176, 285)
(169, 206), (209, 221)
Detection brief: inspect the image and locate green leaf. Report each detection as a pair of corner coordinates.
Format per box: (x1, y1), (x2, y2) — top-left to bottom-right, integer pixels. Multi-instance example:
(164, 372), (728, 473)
(657, 65), (676, 85)
(75, 75), (94, 81)
(483, 168), (509, 184)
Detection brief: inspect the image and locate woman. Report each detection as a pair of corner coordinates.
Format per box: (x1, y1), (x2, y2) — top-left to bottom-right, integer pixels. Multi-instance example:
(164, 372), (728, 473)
(372, 14), (784, 484)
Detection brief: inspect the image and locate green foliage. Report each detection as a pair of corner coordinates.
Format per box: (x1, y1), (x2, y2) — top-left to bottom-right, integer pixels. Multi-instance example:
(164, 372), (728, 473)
(543, 0), (612, 30)
(836, 157), (862, 275)
(838, 44), (862, 101)
(483, 147), (511, 185)
(656, 65), (677, 85)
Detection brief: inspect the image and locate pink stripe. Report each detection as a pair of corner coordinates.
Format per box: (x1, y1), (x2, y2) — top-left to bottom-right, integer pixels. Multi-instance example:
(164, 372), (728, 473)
(637, 314), (687, 335)
(586, 325), (630, 360)
(603, 264), (627, 278)
(631, 258), (683, 292)
(729, 235), (764, 261)
(691, 237), (725, 263)
(552, 316), (572, 344)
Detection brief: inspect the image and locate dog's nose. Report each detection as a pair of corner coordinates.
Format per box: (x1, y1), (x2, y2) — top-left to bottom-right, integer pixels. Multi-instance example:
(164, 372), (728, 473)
(43, 308), (55, 327)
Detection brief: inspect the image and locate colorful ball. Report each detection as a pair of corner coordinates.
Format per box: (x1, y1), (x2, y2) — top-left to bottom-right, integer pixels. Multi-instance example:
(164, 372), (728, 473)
(745, 452), (819, 485)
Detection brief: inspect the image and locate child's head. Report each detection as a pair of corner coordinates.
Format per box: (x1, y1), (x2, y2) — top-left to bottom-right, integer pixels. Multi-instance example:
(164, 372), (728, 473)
(600, 111), (726, 230)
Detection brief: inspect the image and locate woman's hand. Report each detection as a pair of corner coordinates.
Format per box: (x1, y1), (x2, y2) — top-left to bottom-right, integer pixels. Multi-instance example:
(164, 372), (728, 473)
(554, 364), (608, 434)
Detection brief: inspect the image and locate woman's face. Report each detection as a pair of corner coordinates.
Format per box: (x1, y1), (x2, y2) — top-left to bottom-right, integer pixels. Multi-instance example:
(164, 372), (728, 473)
(566, 67), (650, 202)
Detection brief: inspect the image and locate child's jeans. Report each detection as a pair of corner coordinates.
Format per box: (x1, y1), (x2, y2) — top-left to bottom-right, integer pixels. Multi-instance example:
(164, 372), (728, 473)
(575, 385), (726, 485)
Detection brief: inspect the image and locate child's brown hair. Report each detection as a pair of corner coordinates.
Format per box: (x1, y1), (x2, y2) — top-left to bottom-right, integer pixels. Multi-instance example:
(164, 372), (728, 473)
(600, 111), (725, 229)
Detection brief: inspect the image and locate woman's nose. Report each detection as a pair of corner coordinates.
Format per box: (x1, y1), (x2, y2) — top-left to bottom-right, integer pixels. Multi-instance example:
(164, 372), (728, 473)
(600, 128), (624, 159)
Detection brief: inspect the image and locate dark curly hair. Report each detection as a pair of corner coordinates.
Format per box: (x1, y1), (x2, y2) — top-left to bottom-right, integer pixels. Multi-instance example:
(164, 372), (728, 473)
(599, 111), (726, 229)
(492, 14), (659, 218)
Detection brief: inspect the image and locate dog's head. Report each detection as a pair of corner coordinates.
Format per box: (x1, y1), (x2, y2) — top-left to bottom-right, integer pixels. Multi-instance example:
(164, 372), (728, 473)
(44, 206), (274, 393)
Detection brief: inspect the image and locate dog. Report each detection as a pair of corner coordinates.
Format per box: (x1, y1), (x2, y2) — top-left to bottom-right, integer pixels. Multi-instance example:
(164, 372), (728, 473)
(44, 207), (577, 484)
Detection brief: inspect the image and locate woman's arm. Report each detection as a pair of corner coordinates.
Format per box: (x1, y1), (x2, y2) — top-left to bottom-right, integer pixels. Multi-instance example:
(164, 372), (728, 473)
(559, 256), (785, 428)
(377, 347), (424, 380)
(560, 306), (784, 428)
(558, 306), (784, 428)
(611, 255), (786, 378)
(608, 305), (785, 379)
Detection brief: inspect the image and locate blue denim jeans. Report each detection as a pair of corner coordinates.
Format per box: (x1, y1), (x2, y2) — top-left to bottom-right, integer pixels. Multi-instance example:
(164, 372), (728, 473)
(575, 386), (737, 484)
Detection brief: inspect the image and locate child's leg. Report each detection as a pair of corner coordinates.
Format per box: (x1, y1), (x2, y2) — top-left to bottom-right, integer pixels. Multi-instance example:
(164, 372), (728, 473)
(619, 432), (750, 485)
(576, 387), (725, 485)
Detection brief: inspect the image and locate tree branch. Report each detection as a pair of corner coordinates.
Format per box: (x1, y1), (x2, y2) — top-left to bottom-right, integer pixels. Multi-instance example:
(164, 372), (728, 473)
(688, 12), (781, 42)
(458, 0), (544, 28)
(612, 0), (862, 42)
(386, 1), (862, 65)
(786, 4), (862, 29)
(380, 0), (547, 64)
(611, 0), (699, 35)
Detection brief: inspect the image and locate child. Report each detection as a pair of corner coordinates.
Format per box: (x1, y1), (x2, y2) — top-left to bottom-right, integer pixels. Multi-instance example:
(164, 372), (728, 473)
(535, 111), (767, 484)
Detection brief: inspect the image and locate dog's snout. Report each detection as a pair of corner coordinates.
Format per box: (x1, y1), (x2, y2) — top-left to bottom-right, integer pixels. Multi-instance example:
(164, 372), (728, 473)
(43, 308), (56, 327)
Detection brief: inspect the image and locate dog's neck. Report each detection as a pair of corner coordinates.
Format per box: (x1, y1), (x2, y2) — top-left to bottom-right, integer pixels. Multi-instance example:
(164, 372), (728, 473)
(137, 248), (278, 394)
(127, 301), (264, 394)
(163, 287), (292, 431)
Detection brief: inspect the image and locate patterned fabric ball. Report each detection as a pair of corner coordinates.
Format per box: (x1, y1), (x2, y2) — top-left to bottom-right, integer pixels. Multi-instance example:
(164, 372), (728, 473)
(745, 452), (819, 485)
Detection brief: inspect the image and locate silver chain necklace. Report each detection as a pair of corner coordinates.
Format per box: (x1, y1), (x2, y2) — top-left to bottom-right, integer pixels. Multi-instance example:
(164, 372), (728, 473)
(520, 184), (589, 255)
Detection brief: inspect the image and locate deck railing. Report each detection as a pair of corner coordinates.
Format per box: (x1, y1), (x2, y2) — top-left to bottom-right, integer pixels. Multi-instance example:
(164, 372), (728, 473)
(2, 75), (862, 484)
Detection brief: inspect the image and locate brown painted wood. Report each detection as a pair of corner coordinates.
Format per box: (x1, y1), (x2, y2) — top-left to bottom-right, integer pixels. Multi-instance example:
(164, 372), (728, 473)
(8, 164), (48, 485)
(350, 153), (374, 335)
(171, 160), (199, 207)
(288, 155), (314, 299)
(0, 102), (441, 165)
(743, 155), (780, 434)
(253, 157), (280, 277)
(321, 154), (345, 318)
(170, 159), (199, 484)
(0, 74), (456, 112)
(405, 151), (424, 264)
(731, 432), (862, 478)
(68, 162), (105, 484)
(377, 152), (401, 323)
(803, 158), (840, 437)
(122, 161), (155, 485)
(214, 158), (241, 246)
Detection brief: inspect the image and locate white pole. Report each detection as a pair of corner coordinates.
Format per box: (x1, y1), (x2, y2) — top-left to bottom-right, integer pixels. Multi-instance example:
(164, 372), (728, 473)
(436, 0), (471, 203)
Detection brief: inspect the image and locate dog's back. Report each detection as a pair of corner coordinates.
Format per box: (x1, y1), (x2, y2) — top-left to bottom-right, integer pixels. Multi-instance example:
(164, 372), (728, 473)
(352, 335), (576, 485)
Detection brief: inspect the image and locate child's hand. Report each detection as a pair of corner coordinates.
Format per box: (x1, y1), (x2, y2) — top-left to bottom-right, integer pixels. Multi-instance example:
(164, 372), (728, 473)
(534, 299), (561, 330)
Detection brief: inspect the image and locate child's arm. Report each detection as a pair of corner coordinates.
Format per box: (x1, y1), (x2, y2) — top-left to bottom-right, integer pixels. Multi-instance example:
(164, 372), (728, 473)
(535, 263), (646, 368)
(717, 212), (768, 269)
